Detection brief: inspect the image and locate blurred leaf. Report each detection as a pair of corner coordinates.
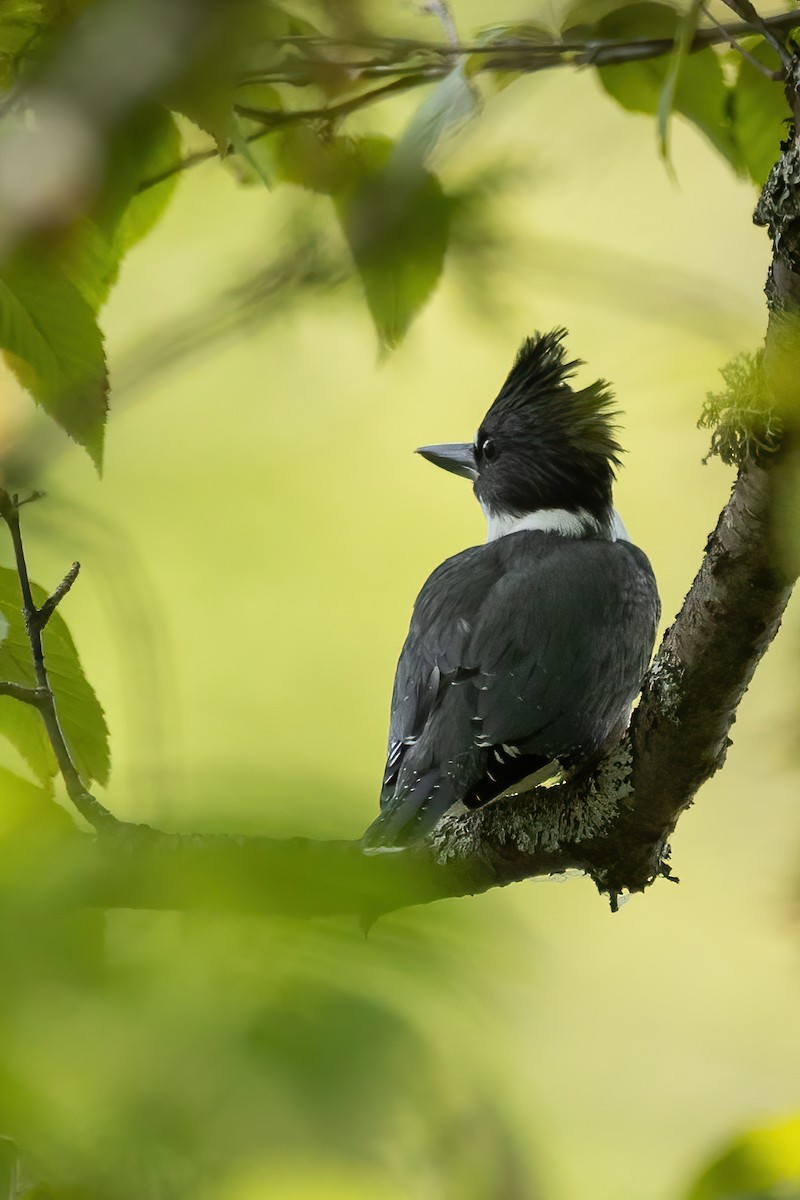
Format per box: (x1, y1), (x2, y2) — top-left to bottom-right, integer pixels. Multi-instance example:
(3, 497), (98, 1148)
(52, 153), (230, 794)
(560, 0), (643, 38)
(273, 132), (452, 348)
(109, 106), (183, 255)
(0, 767), (74, 839)
(469, 22), (554, 89)
(657, 0), (703, 159)
(476, 21), (554, 43)
(61, 106), (182, 313)
(392, 65), (479, 171)
(0, 248), (107, 468)
(334, 139), (452, 350)
(168, 2), (318, 152)
(0, 566), (109, 787)
(730, 42), (789, 186)
(0, 0), (48, 88)
(230, 118), (273, 189)
(0, 1135), (15, 1200)
(685, 1113), (800, 1199)
(594, 3), (741, 169)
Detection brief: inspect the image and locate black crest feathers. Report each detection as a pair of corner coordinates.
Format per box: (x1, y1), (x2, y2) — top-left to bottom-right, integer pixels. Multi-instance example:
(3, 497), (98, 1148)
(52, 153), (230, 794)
(485, 328), (622, 467)
(476, 329), (623, 521)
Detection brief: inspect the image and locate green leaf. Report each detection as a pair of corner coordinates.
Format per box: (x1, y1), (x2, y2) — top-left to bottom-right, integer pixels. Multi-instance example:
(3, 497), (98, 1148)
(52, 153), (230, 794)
(60, 106), (182, 314)
(595, 3), (740, 170)
(333, 139), (452, 351)
(110, 106), (183, 255)
(167, 3), (314, 152)
(0, 767), (76, 839)
(0, 247), (108, 467)
(685, 1113), (800, 1199)
(0, 565), (109, 788)
(229, 117), (273, 189)
(730, 42), (790, 186)
(272, 132), (452, 348)
(657, 0), (703, 159)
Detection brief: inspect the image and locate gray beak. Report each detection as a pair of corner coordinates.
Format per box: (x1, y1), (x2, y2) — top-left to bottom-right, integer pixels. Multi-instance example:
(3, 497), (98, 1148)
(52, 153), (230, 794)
(416, 442), (478, 481)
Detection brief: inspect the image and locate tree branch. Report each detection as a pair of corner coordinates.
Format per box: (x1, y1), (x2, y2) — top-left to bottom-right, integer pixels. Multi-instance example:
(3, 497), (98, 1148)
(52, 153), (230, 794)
(0, 491), (118, 832)
(74, 38), (800, 920)
(137, 11), (800, 194)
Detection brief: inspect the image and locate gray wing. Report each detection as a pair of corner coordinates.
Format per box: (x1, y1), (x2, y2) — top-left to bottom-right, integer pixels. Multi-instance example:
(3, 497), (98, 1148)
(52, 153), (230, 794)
(365, 533), (658, 847)
(470, 537), (659, 761)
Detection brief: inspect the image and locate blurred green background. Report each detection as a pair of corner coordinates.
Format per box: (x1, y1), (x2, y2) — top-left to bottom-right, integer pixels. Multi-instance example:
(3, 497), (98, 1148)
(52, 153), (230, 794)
(1, 1), (800, 1197)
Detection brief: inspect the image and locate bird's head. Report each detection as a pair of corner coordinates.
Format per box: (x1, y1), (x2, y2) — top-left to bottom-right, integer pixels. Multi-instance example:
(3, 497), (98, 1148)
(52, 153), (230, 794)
(417, 329), (623, 538)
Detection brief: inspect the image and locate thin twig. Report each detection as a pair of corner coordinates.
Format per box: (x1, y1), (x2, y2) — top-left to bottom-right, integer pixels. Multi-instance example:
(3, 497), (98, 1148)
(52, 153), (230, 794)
(0, 682), (46, 706)
(719, 0), (792, 67)
(0, 493), (117, 830)
(138, 74), (431, 192)
(701, 4), (779, 76)
(37, 562), (80, 629)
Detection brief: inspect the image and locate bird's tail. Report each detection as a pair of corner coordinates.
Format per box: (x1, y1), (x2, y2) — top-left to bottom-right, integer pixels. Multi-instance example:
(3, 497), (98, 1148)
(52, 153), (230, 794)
(361, 772), (457, 851)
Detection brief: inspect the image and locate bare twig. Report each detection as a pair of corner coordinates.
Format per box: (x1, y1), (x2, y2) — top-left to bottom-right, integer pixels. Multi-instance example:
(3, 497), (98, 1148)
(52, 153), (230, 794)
(37, 562), (80, 629)
(0, 682), (46, 706)
(701, 3), (779, 76)
(719, 0), (792, 67)
(0, 491), (117, 830)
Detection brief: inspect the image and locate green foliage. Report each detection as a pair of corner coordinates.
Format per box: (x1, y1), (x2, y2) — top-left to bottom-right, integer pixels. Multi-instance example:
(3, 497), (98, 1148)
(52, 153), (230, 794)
(273, 130), (453, 349)
(0, 566), (109, 788)
(685, 1114), (800, 1199)
(0, 249), (108, 469)
(586, 2), (741, 168)
(730, 42), (789, 187)
(657, 0), (703, 159)
(699, 351), (781, 465)
(335, 144), (452, 351)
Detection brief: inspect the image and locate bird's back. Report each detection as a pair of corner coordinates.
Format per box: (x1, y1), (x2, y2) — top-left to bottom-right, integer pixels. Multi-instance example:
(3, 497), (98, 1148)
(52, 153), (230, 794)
(363, 530), (658, 848)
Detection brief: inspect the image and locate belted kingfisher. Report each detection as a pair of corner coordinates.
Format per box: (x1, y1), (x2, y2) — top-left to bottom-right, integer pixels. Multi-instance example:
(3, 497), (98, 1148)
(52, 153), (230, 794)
(363, 329), (659, 849)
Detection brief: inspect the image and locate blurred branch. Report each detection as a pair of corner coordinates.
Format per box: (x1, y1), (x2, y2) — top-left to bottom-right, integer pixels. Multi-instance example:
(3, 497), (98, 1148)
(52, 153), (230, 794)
(0, 490), (119, 831)
(77, 450), (795, 917)
(138, 10), (800, 193)
(68, 47), (800, 918)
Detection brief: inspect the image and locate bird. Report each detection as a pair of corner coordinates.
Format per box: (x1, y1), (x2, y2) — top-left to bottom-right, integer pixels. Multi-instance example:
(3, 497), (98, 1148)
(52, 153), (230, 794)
(362, 328), (660, 850)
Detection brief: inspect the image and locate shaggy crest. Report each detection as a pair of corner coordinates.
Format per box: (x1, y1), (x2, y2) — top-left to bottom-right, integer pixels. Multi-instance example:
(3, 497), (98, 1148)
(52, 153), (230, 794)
(482, 328), (622, 466)
(475, 329), (623, 521)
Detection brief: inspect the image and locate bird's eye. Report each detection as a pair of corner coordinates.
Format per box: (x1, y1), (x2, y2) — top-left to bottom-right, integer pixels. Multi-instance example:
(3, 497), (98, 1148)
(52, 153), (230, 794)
(481, 437), (498, 462)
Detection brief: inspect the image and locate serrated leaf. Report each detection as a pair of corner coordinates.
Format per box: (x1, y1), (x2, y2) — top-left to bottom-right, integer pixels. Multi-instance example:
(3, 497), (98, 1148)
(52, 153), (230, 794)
(685, 1113), (800, 1199)
(595, 3), (740, 170)
(731, 41), (790, 186)
(0, 566), (109, 788)
(0, 248), (107, 467)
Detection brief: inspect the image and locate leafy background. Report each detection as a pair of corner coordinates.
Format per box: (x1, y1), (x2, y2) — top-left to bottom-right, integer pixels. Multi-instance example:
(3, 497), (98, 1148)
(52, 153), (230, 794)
(0, 0), (799, 1198)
